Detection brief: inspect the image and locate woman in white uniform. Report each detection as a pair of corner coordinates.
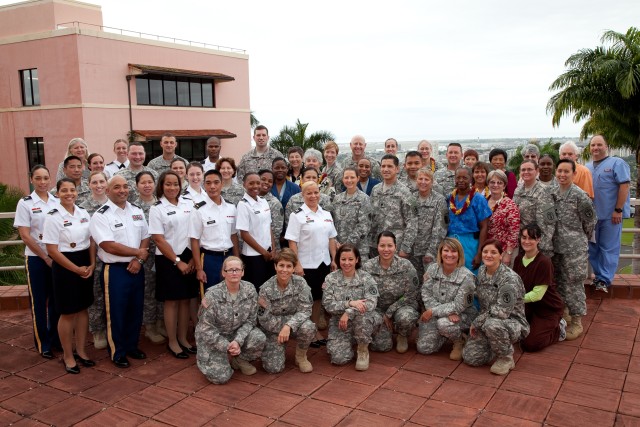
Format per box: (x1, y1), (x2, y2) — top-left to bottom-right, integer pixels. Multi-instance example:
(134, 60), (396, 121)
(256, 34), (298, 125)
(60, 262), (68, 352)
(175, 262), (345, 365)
(43, 178), (96, 373)
(14, 165), (61, 359)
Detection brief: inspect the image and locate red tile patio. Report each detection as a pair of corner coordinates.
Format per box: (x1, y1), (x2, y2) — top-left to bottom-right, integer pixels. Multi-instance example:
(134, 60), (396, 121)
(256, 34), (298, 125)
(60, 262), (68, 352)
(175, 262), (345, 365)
(0, 291), (639, 426)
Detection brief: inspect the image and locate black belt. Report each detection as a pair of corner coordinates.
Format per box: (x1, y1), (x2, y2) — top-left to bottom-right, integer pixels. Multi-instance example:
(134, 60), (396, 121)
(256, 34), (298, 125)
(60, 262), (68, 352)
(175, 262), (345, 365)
(201, 248), (233, 257)
(105, 261), (130, 266)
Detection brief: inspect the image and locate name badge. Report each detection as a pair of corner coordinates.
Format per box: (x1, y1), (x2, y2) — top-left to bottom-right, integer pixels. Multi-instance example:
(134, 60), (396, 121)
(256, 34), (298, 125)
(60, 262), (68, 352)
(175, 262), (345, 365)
(63, 222), (72, 227)
(206, 220), (216, 225)
(167, 211), (176, 216)
(115, 223), (123, 228)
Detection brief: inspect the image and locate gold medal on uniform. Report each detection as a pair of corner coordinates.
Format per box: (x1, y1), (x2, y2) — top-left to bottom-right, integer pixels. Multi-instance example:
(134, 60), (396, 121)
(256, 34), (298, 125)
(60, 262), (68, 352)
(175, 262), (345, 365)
(70, 243), (76, 248)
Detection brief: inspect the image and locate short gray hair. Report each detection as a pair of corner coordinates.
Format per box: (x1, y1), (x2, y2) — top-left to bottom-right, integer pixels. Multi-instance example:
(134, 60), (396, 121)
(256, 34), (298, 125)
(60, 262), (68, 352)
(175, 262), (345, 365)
(303, 148), (323, 164)
(523, 144), (540, 156)
(559, 140), (579, 155)
(487, 169), (508, 185)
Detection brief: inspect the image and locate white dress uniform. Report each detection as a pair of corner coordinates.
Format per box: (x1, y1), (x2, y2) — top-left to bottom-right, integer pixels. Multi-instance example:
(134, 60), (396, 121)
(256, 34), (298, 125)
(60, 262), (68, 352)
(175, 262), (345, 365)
(42, 205), (93, 314)
(89, 198), (149, 362)
(285, 203), (337, 269)
(14, 191), (60, 354)
(182, 186), (206, 206)
(149, 196), (198, 301)
(236, 193), (273, 288)
(104, 159), (130, 178)
(202, 158), (217, 173)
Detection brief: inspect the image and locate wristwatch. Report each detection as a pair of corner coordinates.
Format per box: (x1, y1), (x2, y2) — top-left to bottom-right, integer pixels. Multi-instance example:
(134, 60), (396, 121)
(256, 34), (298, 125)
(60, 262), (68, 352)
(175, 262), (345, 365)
(173, 256), (181, 266)
(614, 208), (623, 213)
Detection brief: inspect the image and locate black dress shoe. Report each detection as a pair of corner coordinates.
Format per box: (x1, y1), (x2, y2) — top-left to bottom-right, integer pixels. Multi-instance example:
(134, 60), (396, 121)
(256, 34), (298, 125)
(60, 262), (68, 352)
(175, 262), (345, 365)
(73, 353), (96, 367)
(113, 356), (130, 368)
(41, 351), (55, 359)
(309, 341), (322, 349)
(65, 364), (80, 374)
(167, 345), (189, 359)
(179, 343), (197, 354)
(317, 339), (327, 346)
(127, 349), (147, 360)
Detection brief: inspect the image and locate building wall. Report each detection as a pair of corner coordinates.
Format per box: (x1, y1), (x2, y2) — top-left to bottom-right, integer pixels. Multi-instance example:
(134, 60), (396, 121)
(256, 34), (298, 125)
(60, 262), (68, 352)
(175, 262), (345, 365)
(0, 2), (250, 192)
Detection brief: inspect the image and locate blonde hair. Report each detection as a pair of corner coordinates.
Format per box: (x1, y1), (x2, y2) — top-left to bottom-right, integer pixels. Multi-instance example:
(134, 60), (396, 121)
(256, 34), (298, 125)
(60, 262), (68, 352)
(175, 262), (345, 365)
(88, 170), (108, 183)
(222, 256), (244, 271)
(301, 180), (319, 193)
(417, 167), (434, 179)
(436, 238), (465, 268)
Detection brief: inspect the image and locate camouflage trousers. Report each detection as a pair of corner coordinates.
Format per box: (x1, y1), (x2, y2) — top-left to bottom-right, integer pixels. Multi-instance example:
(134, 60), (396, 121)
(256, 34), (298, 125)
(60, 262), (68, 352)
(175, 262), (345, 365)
(327, 311), (382, 365)
(371, 306), (419, 352)
(408, 255), (429, 282)
(196, 327), (266, 385)
(143, 250), (163, 325)
(88, 260), (105, 333)
(552, 252), (588, 317)
(261, 319), (317, 374)
(416, 312), (475, 355)
(462, 318), (524, 366)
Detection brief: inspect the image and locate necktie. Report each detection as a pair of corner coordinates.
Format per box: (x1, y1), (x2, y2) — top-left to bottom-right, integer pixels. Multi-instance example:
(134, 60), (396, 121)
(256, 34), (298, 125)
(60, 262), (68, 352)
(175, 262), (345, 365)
(118, 164), (125, 169)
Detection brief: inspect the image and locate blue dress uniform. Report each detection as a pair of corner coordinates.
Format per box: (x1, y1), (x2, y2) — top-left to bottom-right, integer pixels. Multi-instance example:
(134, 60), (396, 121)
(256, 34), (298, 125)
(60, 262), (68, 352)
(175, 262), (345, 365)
(188, 193), (237, 298)
(90, 199), (149, 363)
(14, 191), (61, 356)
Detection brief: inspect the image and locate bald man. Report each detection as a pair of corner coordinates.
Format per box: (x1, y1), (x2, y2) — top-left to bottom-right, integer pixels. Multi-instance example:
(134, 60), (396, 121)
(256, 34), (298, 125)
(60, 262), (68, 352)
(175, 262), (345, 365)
(340, 135), (382, 180)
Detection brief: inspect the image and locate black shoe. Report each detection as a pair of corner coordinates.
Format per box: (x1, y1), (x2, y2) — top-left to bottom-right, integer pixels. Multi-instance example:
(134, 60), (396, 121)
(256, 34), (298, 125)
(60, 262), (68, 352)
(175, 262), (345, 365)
(73, 352), (96, 367)
(113, 356), (130, 368)
(41, 350), (55, 359)
(64, 364), (80, 374)
(309, 340), (323, 349)
(316, 339), (327, 346)
(179, 343), (197, 354)
(167, 345), (189, 359)
(127, 349), (147, 360)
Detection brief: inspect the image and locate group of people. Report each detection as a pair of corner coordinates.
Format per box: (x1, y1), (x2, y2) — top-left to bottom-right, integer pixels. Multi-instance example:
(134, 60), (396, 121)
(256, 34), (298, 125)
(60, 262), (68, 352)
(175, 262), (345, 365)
(15, 128), (629, 382)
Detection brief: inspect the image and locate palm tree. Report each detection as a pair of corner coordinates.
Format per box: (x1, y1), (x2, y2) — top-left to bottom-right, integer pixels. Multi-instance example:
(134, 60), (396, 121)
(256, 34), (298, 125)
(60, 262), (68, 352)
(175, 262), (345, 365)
(547, 27), (640, 271)
(269, 119), (335, 154)
(250, 111), (259, 129)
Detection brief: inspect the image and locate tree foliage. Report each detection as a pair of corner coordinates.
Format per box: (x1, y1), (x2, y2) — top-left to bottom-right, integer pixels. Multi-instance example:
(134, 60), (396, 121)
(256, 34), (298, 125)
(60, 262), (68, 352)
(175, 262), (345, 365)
(269, 119), (335, 154)
(250, 111), (259, 129)
(508, 139), (561, 178)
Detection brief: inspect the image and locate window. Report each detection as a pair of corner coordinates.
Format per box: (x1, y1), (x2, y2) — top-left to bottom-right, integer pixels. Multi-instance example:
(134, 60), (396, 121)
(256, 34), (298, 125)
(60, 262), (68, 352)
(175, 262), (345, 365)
(20, 69), (40, 106)
(25, 137), (45, 170)
(135, 74), (215, 107)
(143, 138), (207, 164)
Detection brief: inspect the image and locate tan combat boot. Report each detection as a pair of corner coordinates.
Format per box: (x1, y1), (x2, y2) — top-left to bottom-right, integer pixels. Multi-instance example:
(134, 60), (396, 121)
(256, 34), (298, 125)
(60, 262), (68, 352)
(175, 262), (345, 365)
(231, 356), (257, 376)
(449, 338), (465, 361)
(93, 330), (107, 350)
(355, 343), (370, 371)
(156, 319), (168, 337)
(396, 335), (408, 354)
(295, 347), (313, 373)
(562, 306), (572, 324)
(317, 306), (327, 331)
(490, 355), (515, 375)
(565, 315), (583, 341)
(144, 323), (166, 344)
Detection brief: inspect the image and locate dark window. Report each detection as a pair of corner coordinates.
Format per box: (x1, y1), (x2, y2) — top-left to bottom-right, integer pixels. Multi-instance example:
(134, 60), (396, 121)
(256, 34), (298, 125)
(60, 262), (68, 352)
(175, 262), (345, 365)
(135, 73), (215, 107)
(25, 137), (45, 170)
(143, 138), (207, 164)
(20, 69), (40, 106)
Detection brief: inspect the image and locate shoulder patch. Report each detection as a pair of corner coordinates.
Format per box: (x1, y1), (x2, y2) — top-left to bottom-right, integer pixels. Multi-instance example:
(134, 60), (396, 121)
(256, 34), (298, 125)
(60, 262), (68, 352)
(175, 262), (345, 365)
(153, 200), (162, 206)
(195, 201), (206, 210)
(294, 207), (303, 213)
(47, 208), (58, 215)
(22, 195), (32, 201)
(97, 205), (110, 214)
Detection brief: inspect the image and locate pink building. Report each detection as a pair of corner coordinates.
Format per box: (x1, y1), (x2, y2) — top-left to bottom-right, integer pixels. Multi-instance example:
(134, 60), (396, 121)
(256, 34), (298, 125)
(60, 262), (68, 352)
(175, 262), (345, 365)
(0, 0), (251, 191)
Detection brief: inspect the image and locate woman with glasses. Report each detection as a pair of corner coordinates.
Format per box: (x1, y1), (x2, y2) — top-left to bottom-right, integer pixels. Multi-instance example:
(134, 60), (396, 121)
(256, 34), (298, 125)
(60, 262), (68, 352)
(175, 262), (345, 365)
(195, 256), (266, 384)
(486, 170), (520, 266)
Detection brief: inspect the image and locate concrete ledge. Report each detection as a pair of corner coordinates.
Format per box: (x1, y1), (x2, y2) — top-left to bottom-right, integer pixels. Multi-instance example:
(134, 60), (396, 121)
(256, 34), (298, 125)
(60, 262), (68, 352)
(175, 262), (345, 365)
(0, 285), (29, 310)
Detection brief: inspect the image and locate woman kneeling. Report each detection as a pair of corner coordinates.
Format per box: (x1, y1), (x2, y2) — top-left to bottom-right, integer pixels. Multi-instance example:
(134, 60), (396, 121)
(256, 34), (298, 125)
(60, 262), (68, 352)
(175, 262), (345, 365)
(195, 257), (266, 384)
(463, 240), (529, 375)
(258, 249), (317, 373)
(322, 244), (381, 370)
(417, 238), (476, 361)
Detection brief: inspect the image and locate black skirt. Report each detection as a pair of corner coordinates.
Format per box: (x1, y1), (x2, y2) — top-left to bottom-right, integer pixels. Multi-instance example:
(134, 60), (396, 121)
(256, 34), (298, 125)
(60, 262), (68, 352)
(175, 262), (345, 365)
(155, 247), (199, 301)
(304, 262), (331, 301)
(52, 249), (94, 315)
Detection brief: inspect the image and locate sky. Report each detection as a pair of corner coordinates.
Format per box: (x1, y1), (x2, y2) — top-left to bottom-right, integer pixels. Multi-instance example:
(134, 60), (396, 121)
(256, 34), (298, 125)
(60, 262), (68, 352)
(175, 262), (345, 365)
(6, 0), (640, 142)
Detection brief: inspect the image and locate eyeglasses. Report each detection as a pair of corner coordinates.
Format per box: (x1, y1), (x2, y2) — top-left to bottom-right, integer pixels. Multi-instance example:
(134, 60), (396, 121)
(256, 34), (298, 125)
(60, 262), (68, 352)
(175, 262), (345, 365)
(224, 268), (243, 274)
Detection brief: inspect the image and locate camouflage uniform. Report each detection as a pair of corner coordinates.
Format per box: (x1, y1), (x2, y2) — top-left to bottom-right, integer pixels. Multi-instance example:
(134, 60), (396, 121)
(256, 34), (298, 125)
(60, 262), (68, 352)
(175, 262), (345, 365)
(80, 197), (108, 334)
(322, 163), (343, 193)
(513, 181), (557, 258)
(51, 179), (91, 206)
(417, 264), (477, 354)
(333, 190), (372, 258)
(551, 184), (596, 317)
(263, 193), (284, 250)
(363, 256), (420, 352)
(340, 156), (382, 181)
(236, 147), (285, 182)
(462, 264), (529, 366)
(322, 270), (382, 365)
(411, 191), (448, 278)
(114, 167), (158, 203)
(133, 196), (163, 326)
(369, 181), (417, 256)
(434, 168), (456, 197)
(257, 275), (317, 373)
(146, 155), (187, 176)
(195, 280), (267, 384)
(221, 182), (245, 206)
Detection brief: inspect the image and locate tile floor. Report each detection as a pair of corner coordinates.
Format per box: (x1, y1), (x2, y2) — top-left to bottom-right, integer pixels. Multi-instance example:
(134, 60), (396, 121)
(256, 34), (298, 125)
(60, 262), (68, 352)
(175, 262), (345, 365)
(0, 295), (638, 426)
